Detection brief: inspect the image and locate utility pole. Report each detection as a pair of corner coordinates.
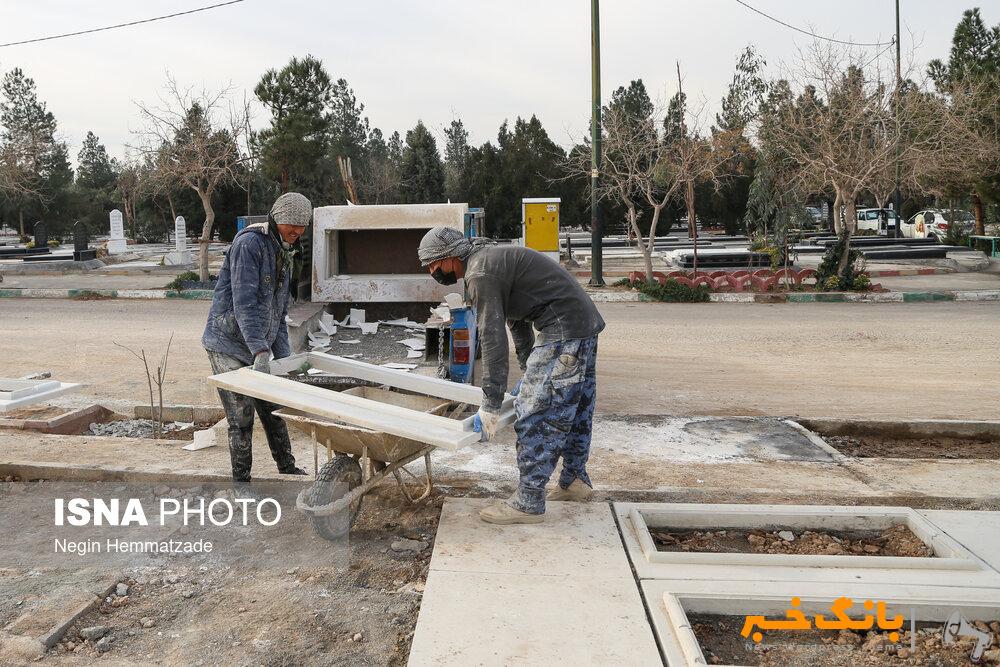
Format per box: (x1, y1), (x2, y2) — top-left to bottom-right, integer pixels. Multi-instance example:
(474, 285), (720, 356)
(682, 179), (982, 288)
(589, 0), (605, 286)
(892, 0), (902, 237)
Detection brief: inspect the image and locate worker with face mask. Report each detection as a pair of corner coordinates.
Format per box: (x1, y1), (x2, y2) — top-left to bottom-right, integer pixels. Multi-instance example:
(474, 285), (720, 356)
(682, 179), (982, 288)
(202, 192), (312, 484)
(418, 226), (605, 524)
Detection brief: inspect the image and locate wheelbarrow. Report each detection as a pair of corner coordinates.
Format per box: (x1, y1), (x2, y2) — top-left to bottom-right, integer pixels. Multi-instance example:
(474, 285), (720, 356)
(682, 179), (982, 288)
(274, 386), (455, 540)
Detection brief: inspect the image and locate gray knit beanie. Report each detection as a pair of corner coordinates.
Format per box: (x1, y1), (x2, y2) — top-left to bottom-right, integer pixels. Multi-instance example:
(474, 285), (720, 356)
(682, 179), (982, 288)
(270, 192), (312, 227)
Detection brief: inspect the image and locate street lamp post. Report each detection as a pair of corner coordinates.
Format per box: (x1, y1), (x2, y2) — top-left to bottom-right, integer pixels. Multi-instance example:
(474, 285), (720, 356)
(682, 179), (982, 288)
(892, 0), (902, 237)
(589, 0), (605, 286)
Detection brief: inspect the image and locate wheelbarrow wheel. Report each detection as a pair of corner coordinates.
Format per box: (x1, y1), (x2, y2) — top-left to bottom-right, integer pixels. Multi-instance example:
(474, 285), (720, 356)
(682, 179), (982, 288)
(306, 455), (363, 541)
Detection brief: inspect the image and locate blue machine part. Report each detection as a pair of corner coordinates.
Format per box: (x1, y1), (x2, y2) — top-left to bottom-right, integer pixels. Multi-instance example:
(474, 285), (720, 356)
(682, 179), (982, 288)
(448, 306), (477, 384)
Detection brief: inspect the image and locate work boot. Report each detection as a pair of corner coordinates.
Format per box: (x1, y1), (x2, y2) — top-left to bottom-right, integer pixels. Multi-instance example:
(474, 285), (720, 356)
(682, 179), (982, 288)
(279, 465), (308, 476)
(547, 478), (593, 502)
(479, 502), (544, 525)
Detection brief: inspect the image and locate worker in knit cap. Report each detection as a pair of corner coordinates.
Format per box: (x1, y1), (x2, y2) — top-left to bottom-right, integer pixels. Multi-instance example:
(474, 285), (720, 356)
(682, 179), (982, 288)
(418, 226), (605, 525)
(202, 192), (312, 484)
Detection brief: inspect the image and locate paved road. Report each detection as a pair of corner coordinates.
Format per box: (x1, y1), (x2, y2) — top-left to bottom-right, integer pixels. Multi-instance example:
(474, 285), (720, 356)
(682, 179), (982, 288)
(3, 299), (998, 420)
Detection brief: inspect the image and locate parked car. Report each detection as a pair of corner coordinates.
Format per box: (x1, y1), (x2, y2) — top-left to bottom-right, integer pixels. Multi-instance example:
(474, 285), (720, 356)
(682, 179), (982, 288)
(855, 208), (899, 235)
(901, 209), (975, 241)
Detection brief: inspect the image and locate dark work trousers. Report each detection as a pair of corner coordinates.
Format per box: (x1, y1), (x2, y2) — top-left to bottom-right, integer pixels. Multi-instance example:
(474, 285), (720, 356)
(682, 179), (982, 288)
(206, 350), (298, 482)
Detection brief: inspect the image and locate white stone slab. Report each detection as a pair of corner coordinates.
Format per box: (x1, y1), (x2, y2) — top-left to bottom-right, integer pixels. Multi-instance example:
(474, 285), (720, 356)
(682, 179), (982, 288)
(410, 570), (662, 666)
(427, 497), (633, 578)
(0, 381), (81, 413)
(615, 503), (990, 579)
(408, 498), (661, 666)
(920, 510), (1000, 574)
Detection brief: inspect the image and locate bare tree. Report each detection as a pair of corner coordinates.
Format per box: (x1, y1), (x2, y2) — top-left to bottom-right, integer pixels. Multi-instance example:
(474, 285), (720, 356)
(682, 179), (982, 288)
(569, 84), (736, 282)
(760, 41), (997, 278)
(114, 335), (173, 439)
(133, 77), (248, 281)
(115, 158), (145, 239)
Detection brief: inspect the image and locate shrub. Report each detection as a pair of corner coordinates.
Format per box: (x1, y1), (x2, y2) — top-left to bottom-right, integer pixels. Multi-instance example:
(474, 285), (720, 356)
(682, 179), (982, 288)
(822, 276), (840, 291)
(611, 277), (632, 287)
(47, 239), (60, 247)
(815, 231), (863, 290)
(631, 278), (710, 303)
(165, 271), (201, 290)
(853, 274), (871, 291)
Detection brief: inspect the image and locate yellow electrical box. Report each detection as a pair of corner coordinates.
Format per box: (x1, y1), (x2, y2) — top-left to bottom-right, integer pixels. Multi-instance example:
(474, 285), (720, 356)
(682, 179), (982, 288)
(522, 198), (561, 260)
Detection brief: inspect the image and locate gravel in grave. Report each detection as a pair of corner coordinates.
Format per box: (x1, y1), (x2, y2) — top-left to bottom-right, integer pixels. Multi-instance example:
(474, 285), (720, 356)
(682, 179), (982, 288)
(88, 420), (198, 440)
(690, 614), (1000, 666)
(651, 524), (932, 557)
(825, 435), (1000, 460)
(308, 325), (433, 367)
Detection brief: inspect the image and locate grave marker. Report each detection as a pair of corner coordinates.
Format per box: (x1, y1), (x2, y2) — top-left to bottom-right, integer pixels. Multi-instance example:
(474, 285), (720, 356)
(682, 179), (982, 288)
(33, 221), (47, 248)
(163, 215), (193, 266)
(107, 209), (127, 254)
(73, 221), (97, 261)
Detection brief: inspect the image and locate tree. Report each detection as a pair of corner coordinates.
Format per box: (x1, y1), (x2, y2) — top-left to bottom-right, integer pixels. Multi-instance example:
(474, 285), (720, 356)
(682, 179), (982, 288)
(400, 120), (445, 203)
(254, 55), (333, 197)
(443, 118), (471, 202)
(928, 8), (1000, 235)
(76, 131), (119, 233)
(357, 128), (406, 204)
(134, 78), (248, 280)
(0, 67), (68, 235)
(760, 41), (997, 281)
(711, 46), (767, 234)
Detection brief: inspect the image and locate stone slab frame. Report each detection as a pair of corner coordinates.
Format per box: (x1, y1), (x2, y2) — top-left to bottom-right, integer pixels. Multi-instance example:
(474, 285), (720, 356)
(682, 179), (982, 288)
(0, 380), (81, 413)
(311, 203), (468, 303)
(642, 580), (1000, 666)
(614, 503), (991, 580)
(209, 352), (515, 451)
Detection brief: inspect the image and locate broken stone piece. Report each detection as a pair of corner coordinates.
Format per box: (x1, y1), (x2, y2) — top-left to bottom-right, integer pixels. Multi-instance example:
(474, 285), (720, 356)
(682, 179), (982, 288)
(390, 538), (428, 553)
(79, 626), (109, 640)
(116, 583), (129, 597)
(777, 530), (795, 541)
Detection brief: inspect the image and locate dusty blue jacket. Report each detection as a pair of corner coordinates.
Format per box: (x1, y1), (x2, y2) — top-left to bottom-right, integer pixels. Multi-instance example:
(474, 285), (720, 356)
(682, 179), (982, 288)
(202, 223), (290, 365)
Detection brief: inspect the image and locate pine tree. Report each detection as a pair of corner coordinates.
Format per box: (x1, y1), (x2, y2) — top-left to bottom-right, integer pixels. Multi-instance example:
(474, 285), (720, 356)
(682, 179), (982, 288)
(254, 55), (334, 197)
(76, 132), (119, 233)
(400, 121), (445, 203)
(443, 118), (470, 202)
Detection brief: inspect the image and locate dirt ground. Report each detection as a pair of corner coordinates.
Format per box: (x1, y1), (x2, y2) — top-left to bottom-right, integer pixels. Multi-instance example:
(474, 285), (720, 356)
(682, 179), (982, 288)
(3, 299), (1000, 420)
(3, 484), (447, 667)
(690, 614), (1000, 666)
(650, 525), (932, 557)
(826, 435), (1000, 459)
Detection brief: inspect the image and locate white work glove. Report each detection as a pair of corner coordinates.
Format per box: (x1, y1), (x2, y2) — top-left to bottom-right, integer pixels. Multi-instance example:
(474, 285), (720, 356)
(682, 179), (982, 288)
(474, 408), (501, 441)
(252, 352), (271, 374)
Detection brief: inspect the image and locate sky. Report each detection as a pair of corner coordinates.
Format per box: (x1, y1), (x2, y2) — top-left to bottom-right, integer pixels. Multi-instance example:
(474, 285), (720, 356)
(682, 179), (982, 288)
(0, 0), (995, 164)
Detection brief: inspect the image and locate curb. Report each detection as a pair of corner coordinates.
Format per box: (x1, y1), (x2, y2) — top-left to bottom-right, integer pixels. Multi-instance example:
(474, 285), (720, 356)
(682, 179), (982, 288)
(0, 288), (214, 300)
(585, 289), (1000, 304)
(2, 286), (997, 304)
(571, 267), (955, 278)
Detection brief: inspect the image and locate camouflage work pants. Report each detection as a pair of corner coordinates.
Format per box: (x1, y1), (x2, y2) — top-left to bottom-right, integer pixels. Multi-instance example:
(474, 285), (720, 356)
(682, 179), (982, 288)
(206, 350), (298, 482)
(509, 336), (598, 515)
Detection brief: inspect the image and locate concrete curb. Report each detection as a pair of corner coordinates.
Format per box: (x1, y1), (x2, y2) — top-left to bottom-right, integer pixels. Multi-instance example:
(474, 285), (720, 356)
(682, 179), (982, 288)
(571, 267), (955, 278)
(0, 288), (214, 300)
(2, 286), (997, 304)
(584, 289), (1000, 304)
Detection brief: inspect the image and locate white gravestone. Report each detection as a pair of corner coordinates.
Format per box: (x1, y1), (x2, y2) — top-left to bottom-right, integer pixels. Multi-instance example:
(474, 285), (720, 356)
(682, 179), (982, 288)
(163, 215), (193, 266)
(174, 216), (186, 252)
(107, 209), (127, 255)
